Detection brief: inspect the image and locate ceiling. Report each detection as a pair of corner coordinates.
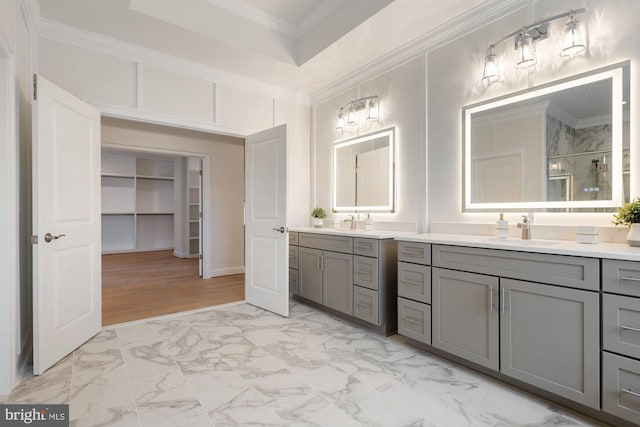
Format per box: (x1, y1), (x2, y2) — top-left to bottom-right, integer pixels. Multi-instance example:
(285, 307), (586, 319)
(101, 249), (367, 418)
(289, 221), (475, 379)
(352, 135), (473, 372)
(33, 0), (491, 94)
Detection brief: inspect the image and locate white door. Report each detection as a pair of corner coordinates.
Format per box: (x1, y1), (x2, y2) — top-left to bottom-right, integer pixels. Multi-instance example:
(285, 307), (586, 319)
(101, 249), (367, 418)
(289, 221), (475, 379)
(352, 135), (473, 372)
(32, 75), (102, 375)
(245, 124), (288, 317)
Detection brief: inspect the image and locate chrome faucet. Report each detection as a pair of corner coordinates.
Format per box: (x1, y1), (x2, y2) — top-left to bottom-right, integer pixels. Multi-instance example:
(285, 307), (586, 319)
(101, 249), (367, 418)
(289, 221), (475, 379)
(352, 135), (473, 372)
(343, 215), (357, 230)
(517, 215), (531, 240)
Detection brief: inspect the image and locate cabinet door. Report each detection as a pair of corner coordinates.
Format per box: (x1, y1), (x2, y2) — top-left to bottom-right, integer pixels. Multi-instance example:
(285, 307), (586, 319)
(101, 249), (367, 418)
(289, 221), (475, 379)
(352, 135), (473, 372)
(432, 268), (499, 370)
(323, 251), (353, 315)
(500, 278), (599, 409)
(299, 247), (323, 304)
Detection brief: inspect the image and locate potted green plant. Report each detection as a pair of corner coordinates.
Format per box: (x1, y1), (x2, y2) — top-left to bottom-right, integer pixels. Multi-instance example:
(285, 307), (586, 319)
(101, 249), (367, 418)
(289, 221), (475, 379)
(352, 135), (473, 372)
(311, 207), (327, 228)
(613, 197), (640, 246)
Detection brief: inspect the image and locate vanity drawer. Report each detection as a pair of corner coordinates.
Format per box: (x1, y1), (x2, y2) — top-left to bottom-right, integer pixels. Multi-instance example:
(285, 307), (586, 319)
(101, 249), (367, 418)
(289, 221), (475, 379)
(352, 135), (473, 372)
(289, 268), (299, 294)
(289, 245), (299, 269)
(354, 255), (379, 290)
(398, 241), (431, 265)
(299, 233), (353, 254)
(604, 294), (640, 358)
(354, 237), (379, 258)
(289, 231), (299, 246)
(353, 286), (379, 325)
(604, 259), (640, 298)
(603, 352), (640, 424)
(398, 297), (431, 345)
(432, 245), (599, 291)
(398, 262), (431, 304)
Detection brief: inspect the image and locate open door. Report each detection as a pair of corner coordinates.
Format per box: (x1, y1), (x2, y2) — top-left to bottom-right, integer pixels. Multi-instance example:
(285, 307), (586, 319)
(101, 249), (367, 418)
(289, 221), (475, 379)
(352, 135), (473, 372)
(245, 124), (288, 317)
(32, 75), (102, 374)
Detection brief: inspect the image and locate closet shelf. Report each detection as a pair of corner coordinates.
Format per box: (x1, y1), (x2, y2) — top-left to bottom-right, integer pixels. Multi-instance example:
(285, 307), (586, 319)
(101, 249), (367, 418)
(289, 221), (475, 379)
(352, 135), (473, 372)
(101, 173), (135, 179)
(137, 212), (174, 215)
(136, 175), (175, 181)
(102, 212), (135, 215)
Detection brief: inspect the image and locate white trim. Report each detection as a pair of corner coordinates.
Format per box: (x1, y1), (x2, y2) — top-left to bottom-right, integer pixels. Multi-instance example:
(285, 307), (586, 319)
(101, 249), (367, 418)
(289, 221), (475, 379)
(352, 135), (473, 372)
(0, 43), (18, 395)
(106, 300), (246, 329)
(310, 0), (526, 105)
(210, 266), (245, 277)
(204, 0), (299, 38)
(94, 102), (255, 137)
(32, 17), (310, 106)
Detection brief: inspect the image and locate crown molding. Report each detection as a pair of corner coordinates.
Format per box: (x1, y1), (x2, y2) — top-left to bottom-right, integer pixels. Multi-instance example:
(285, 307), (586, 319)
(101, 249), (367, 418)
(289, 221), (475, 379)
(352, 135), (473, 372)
(310, 0), (528, 105)
(20, 0), (39, 32)
(32, 16), (310, 106)
(203, 0), (300, 38)
(299, 0), (345, 34)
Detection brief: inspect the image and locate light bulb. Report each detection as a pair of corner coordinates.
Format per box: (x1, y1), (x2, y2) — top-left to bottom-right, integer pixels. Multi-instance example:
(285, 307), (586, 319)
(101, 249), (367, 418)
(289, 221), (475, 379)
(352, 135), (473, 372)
(515, 29), (537, 69)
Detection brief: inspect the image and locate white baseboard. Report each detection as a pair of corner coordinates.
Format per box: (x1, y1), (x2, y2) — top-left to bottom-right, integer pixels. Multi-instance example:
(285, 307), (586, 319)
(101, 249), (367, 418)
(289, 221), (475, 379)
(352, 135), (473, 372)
(209, 266), (244, 277)
(173, 250), (189, 259)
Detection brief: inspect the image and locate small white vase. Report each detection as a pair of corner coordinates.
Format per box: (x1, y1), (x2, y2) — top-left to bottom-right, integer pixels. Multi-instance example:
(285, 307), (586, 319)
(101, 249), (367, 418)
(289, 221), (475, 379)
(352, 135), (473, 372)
(312, 218), (323, 228)
(627, 223), (640, 247)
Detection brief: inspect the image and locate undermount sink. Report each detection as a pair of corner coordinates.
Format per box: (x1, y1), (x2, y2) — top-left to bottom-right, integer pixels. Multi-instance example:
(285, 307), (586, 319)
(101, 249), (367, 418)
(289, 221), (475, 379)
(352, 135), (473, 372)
(482, 237), (563, 246)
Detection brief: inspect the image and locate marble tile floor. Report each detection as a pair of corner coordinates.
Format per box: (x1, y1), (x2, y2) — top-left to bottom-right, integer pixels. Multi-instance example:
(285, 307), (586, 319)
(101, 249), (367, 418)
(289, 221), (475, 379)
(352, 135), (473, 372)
(4, 301), (604, 427)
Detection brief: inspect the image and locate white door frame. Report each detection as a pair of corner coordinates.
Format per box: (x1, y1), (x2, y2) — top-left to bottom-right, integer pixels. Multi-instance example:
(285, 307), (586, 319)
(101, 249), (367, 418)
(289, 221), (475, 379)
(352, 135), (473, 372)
(0, 36), (19, 396)
(101, 141), (213, 279)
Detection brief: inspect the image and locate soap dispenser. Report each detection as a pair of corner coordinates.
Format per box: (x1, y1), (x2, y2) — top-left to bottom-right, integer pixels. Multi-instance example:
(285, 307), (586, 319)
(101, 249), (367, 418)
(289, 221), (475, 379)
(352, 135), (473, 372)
(496, 213), (508, 239)
(365, 214), (374, 231)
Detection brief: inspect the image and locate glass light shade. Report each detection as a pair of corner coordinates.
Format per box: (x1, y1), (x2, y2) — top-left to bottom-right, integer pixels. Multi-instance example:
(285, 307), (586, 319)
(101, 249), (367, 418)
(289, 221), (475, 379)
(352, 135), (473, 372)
(515, 31), (537, 69)
(560, 15), (585, 57)
(366, 99), (378, 120)
(347, 106), (358, 126)
(336, 108), (345, 130)
(482, 46), (499, 82)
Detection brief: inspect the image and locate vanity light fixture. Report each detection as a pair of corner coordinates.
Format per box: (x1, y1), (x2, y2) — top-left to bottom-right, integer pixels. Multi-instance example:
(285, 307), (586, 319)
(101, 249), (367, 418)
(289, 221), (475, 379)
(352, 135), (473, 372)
(347, 105), (358, 126)
(336, 108), (345, 130)
(336, 95), (379, 130)
(482, 45), (499, 82)
(515, 28), (537, 69)
(481, 9), (586, 82)
(560, 11), (586, 57)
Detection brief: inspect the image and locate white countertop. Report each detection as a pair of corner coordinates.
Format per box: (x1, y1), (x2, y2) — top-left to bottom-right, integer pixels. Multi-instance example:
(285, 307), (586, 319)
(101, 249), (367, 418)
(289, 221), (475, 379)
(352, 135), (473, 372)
(396, 233), (640, 262)
(290, 227), (415, 240)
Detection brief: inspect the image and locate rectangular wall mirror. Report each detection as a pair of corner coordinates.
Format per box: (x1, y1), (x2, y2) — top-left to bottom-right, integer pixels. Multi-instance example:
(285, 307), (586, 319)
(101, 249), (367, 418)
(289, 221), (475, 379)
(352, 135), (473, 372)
(463, 62), (630, 212)
(333, 127), (395, 212)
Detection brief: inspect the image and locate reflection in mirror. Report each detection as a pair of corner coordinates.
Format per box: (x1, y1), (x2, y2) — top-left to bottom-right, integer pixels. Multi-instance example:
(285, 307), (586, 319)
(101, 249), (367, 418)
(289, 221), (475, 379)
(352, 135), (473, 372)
(333, 128), (395, 212)
(464, 62), (630, 211)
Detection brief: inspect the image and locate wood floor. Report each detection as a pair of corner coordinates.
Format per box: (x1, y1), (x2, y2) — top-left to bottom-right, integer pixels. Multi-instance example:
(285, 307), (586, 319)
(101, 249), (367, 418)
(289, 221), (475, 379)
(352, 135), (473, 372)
(102, 250), (244, 326)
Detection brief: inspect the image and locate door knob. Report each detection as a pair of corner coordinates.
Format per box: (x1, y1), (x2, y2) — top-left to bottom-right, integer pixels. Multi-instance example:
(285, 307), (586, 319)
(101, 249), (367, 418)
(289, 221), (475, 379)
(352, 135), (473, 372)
(272, 226), (285, 234)
(44, 233), (66, 243)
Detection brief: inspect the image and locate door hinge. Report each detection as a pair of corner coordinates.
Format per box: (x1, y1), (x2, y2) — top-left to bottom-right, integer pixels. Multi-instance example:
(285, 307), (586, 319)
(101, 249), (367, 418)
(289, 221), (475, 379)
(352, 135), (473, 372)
(199, 170), (203, 176)
(199, 254), (203, 260)
(33, 75), (37, 101)
(199, 211), (202, 218)
(31, 235), (38, 244)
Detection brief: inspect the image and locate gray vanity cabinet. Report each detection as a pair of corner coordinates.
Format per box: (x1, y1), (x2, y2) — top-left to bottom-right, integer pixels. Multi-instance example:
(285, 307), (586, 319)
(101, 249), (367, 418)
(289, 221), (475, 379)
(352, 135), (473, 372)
(298, 235), (353, 315)
(428, 244), (601, 411)
(500, 278), (600, 409)
(299, 247), (324, 304)
(289, 232), (300, 295)
(299, 247), (353, 314)
(432, 267), (499, 370)
(323, 251), (353, 315)
(602, 258), (640, 423)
